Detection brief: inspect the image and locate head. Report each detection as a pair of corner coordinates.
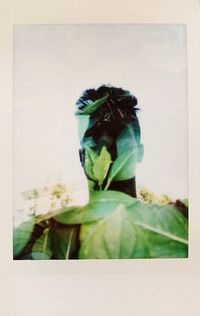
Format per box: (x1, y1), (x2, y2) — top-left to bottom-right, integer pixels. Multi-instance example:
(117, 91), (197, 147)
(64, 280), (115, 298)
(76, 85), (144, 193)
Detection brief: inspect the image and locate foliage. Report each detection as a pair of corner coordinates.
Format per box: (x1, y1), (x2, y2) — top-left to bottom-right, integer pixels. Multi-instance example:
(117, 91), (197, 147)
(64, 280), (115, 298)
(13, 218), (35, 257)
(13, 93), (188, 259)
(32, 228), (52, 260)
(13, 187), (188, 259)
(80, 203), (187, 259)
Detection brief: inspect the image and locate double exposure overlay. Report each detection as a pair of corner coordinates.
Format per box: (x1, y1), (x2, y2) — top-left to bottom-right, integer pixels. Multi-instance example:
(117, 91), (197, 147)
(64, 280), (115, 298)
(13, 25), (188, 259)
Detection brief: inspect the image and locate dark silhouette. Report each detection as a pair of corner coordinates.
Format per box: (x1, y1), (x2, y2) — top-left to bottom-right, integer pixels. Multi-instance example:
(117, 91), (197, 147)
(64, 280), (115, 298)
(76, 85), (143, 197)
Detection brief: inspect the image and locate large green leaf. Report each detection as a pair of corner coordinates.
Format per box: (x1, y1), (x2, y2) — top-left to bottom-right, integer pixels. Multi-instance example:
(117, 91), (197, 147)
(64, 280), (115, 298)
(127, 202), (188, 258)
(79, 204), (148, 259)
(76, 95), (108, 115)
(51, 226), (79, 259)
(13, 218), (34, 257)
(93, 146), (111, 188)
(54, 190), (136, 224)
(32, 228), (52, 260)
(79, 202), (188, 259)
(128, 202), (188, 239)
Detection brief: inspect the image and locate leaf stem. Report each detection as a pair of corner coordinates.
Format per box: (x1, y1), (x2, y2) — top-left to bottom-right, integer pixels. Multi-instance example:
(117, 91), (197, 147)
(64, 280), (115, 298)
(104, 180), (111, 191)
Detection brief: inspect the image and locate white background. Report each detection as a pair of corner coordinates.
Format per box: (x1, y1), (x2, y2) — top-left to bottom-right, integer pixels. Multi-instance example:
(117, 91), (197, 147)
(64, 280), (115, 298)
(14, 24), (187, 211)
(0, 0), (200, 315)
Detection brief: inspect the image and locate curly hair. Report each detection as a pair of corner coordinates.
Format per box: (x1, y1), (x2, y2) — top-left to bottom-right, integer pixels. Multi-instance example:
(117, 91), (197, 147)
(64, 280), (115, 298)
(76, 85), (141, 152)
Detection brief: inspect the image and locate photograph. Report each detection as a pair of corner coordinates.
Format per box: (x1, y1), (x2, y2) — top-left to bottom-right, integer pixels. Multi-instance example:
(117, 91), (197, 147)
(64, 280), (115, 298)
(13, 24), (188, 259)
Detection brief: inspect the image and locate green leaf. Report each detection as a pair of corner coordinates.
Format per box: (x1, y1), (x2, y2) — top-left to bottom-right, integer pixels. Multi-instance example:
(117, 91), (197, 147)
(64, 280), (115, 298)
(79, 204), (144, 259)
(51, 226), (79, 259)
(105, 149), (137, 188)
(76, 95), (108, 115)
(116, 124), (137, 155)
(85, 145), (112, 186)
(127, 202), (188, 258)
(13, 218), (34, 257)
(32, 228), (52, 260)
(105, 124), (138, 187)
(93, 146), (111, 188)
(79, 202), (188, 259)
(84, 146), (98, 180)
(54, 190), (136, 224)
(76, 115), (90, 141)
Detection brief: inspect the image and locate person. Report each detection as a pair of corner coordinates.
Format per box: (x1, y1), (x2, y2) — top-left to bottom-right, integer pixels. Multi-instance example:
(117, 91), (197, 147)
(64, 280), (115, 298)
(13, 84), (188, 260)
(76, 84), (188, 218)
(76, 84), (144, 198)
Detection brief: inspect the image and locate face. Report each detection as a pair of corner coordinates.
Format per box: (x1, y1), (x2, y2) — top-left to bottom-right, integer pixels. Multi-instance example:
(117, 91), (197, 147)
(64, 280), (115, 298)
(75, 86), (143, 191)
(79, 116), (144, 189)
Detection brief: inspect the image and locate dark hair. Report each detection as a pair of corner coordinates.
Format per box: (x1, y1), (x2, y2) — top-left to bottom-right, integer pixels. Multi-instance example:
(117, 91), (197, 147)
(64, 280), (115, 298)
(76, 84), (141, 143)
(76, 84), (141, 165)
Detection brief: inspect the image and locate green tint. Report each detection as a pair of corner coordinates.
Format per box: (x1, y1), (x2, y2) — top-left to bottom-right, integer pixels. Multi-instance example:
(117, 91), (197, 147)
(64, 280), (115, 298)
(84, 147), (98, 180)
(76, 95), (108, 115)
(79, 202), (188, 259)
(51, 226), (79, 259)
(32, 228), (52, 260)
(54, 190), (137, 224)
(93, 146), (112, 188)
(79, 204), (139, 259)
(13, 218), (34, 257)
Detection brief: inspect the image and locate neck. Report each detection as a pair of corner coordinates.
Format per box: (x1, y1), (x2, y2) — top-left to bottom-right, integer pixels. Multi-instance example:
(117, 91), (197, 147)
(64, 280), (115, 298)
(107, 177), (137, 198)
